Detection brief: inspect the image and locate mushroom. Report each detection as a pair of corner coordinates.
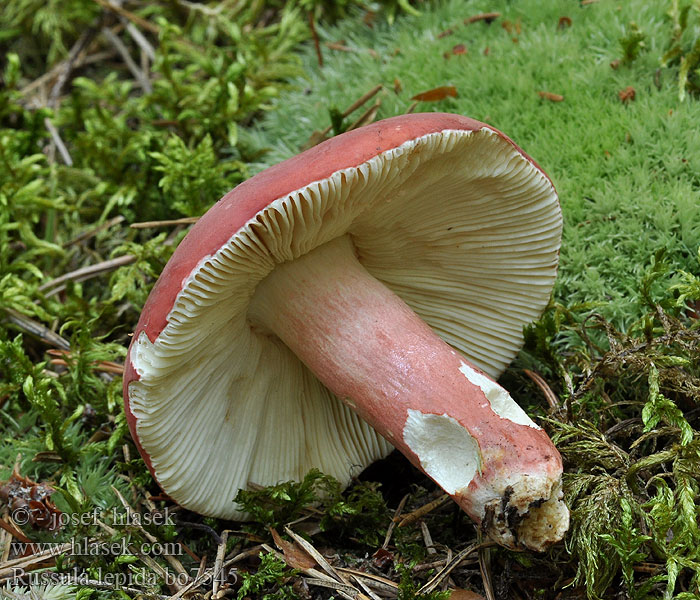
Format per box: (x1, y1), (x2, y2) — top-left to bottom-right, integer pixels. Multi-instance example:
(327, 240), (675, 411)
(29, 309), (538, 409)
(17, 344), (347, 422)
(124, 113), (569, 551)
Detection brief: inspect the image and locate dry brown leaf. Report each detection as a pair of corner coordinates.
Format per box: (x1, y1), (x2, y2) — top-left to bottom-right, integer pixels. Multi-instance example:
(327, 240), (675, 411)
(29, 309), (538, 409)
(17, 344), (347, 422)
(452, 44), (467, 55)
(558, 16), (572, 29)
(270, 528), (317, 570)
(619, 86), (636, 103)
(437, 28), (454, 39)
(411, 86), (458, 102)
(538, 91), (565, 102)
(449, 589), (486, 600)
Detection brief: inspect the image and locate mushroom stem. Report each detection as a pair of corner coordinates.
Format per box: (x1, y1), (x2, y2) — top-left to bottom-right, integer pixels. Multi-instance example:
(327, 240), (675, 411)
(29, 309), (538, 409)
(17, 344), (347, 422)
(249, 235), (568, 551)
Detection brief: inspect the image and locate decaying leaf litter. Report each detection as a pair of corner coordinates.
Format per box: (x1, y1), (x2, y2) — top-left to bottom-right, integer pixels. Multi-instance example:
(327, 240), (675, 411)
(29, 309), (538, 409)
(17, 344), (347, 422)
(2, 0), (700, 598)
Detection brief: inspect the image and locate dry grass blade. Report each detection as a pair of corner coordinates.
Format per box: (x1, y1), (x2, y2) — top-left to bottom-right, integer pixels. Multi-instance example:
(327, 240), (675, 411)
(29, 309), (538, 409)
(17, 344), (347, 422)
(477, 544), (495, 600)
(0, 543), (72, 581)
(39, 254), (136, 295)
(337, 567), (399, 593)
(417, 542), (487, 595)
(284, 526), (350, 584)
(396, 493), (450, 527)
(305, 578), (359, 599)
(420, 520), (437, 555)
(382, 493), (409, 549)
(111, 486), (190, 583)
(167, 545), (265, 600)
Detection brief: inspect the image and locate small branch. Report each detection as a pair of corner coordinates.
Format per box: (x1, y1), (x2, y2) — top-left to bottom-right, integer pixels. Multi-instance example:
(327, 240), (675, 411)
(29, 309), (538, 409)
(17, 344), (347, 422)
(64, 215), (125, 247)
(101, 27), (153, 93)
(39, 254), (136, 296)
(396, 493), (449, 527)
(523, 369), (560, 411)
(211, 530), (229, 597)
(382, 493), (408, 549)
(2, 308), (71, 350)
(48, 28), (97, 109)
(126, 22), (156, 61)
(417, 542), (489, 596)
(43, 118), (73, 166)
(92, 0), (160, 34)
(308, 12), (323, 67)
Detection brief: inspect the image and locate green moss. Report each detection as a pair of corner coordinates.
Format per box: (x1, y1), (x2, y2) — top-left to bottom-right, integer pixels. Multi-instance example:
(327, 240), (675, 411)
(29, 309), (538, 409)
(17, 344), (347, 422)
(255, 0), (700, 328)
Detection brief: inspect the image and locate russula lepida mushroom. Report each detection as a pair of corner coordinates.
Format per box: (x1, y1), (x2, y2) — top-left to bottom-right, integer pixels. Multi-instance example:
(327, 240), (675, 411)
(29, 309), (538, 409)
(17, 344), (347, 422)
(124, 113), (569, 551)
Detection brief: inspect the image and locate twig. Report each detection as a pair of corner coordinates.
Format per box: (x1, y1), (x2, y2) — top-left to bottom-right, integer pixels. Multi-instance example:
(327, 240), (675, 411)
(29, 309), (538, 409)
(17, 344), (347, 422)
(43, 118), (73, 166)
(464, 12), (501, 25)
(382, 493), (409, 549)
(336, 568), (398, 595)
(345, 99), (381, 132)
(64, 215), (125, 247)
(53, 578), (170, 599)
(397, 494), (450, 527)
(92, 0), (160, 34)
(101, 27), (153, 93)
(130, 216), (200, 229)
(417, 542), (488, 595)
(48, 28), (96, 108)
(39, 254), (136, 296)
(308, 12), (323, 67)
(2, 308), (71, 350)
(305, 578), (358, 599)
(341, 84), (383, 119)
(167, 545), (264, 600)
(111, 486), (190, 584)
(211, 530), (229, 597)
(126, 22), (156, 61)
(0, 543), (72, 581)
(523, 369), (560, 411)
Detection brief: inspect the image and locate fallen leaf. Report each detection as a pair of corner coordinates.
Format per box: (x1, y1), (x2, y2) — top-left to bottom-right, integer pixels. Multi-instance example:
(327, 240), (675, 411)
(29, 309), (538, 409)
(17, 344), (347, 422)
(437, 28), (454, 39)
(0, 467), (62, 532)
(558, 16), (572, 29)
(610, 59), (621, 69)
(465, 12), (501, 24)
(270, 528), (317, 570)
(483, 46), (490, 56)
(538, 91), (565, 102)
(411, 86), (458, 102)
(501, 18), (522, 35)
(393, 78), (402, 94)
(618, 86), (636, 103)
(449, 589), (486, 600)
(372, 547), (394, 569)
(452, 44), (467, 55)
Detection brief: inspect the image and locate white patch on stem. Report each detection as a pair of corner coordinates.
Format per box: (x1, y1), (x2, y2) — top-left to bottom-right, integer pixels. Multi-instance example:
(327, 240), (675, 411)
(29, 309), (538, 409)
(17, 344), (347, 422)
(459, 361), (540, 429)
(402, 409), (481, 494)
